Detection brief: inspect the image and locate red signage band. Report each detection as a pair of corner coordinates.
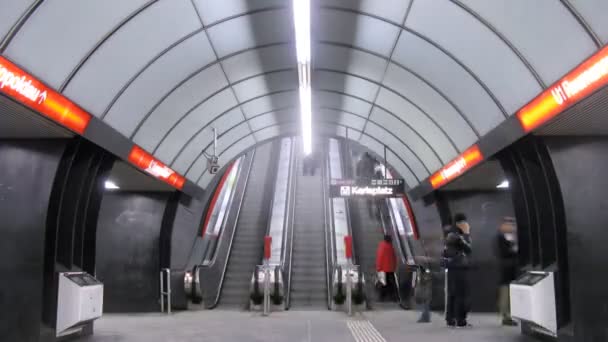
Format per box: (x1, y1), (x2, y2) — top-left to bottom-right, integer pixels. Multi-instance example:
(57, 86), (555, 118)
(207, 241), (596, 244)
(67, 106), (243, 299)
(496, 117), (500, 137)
(429, 145), (484, 189)
(0, 57), (91, 134)
(518, 45), (608, 132)
(128, 145), (186, 190)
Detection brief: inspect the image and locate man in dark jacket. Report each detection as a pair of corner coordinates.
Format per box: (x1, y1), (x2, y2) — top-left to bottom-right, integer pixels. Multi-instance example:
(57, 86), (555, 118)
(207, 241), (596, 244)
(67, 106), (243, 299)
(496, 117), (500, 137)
(496, 217), (518, 326)
(444, 213), (472, 328)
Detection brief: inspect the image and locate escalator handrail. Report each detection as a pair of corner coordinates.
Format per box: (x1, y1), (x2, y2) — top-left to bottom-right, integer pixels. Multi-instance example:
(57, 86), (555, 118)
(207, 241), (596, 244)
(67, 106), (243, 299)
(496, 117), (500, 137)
(207, 148), (256, 308)
(322, 146), (334, 310)
(284, 137), (297, 309)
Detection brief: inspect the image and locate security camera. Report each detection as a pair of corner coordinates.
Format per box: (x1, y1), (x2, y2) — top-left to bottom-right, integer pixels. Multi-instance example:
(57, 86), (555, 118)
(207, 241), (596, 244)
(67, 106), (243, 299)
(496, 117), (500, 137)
(207, 155), (220, 175)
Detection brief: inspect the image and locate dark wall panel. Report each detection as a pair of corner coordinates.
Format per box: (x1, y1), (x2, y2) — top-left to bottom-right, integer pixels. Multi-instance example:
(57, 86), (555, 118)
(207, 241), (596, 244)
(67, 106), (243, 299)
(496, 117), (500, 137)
(441, 190), (514, 312)
(96, 192), (169, 312)
(545, 136), (608, 342)
(0, 139), (66, 342)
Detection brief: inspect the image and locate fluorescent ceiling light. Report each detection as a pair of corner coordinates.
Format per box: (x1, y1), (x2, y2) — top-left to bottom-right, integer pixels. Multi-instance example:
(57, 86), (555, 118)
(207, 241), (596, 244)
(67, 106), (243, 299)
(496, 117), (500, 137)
(496, 180), (509, 189)
(293, 0), (310, 64)
(105, 180), (120, 190)
(293, 0), (312, 155)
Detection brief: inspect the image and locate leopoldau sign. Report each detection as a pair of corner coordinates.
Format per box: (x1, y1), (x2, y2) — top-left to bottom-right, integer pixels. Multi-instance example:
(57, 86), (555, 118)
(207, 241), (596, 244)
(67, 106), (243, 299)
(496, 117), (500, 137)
(329, 179), (405, 198)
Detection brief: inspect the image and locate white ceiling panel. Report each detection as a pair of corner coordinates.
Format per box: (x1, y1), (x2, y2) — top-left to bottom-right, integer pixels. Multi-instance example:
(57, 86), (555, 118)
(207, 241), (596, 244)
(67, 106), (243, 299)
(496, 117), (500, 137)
(249, 112), (278, 131)
(461, 0), (596, 85)
(313, 71), (380, 103)
(383, 63), (476, 150)
(155, 89), (239, 162)
(104, 31), (215, 136)
(314, 43), (387, 82)
(313, 91), (372, 117)
(318, 10), (400, 57)
(364, 121), (428, 181)
(317, 109), (366, 132)
(407, 0), (541, 114)
(254, 125), (287, 142)
(393, 31), (503, 135)
(376, 89), (458, 162)
(5, 0), (148, 89)
(358, 134), (417, 187)
(133, 64), (228, 149)
(385, 150), (416, 189)
(206, 8), (292, 58)
(571, 0), (608, 44)
(171, 108), (243, 174)
(241, 91), (298, 118)
(322, 0), (411, 24)
(193, 0), (286, 26)
(63, 0), (201, 116)
(0, 0), (35, 44)
(368, 107), (441, 174)
(222, 44), (295, 83)
(232, 70), (297, 103)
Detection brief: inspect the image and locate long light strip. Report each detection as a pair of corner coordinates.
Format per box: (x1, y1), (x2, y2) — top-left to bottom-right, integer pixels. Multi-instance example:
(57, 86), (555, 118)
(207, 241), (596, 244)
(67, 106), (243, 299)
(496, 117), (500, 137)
(293, 0), (312, 155)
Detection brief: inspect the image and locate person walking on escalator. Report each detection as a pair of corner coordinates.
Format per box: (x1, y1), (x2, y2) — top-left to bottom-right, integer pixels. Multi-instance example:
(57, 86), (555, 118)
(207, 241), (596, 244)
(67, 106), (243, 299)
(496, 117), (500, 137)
(496, 217), (518, 326)
(443, 213), (473, 328)
(376, 234), (397, 301)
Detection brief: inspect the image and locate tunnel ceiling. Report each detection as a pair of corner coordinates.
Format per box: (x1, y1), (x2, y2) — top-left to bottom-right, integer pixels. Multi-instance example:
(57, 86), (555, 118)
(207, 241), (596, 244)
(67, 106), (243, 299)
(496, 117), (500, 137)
(1, 0), (607, 189)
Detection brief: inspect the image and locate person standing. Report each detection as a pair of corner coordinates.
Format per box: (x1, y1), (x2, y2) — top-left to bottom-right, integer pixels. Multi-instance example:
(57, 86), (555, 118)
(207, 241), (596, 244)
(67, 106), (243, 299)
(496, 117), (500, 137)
(443, 213), (472, 328)
(496, 217), (518, 326)
(376, 234), (397, 301)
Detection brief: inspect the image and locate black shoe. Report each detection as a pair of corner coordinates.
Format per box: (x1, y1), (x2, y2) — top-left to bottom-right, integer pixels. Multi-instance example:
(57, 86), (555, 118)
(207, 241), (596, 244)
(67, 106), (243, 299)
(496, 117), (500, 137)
(456, 322), (472, 328)
(502, 318), (518, 326)
(446, 321), (456, 328)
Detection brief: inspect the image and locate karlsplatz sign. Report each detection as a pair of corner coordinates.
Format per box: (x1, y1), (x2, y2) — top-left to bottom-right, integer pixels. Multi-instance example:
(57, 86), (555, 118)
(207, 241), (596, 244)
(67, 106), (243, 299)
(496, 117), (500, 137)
(329, 179), (405, 198)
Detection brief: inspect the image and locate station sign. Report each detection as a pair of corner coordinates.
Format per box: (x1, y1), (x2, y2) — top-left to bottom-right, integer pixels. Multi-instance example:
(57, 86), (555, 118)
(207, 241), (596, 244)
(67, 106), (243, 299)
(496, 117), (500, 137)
(329, 178), (405, 198)
(429, 145), (483, 189)
(128, 145), (186, 190)
(0, 56), (91, 134)
(517, 45), (608, 132)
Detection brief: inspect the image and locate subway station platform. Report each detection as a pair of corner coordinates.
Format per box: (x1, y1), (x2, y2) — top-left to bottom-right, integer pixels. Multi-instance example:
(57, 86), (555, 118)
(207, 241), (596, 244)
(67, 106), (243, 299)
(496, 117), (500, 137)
(80, 310), (531, 342)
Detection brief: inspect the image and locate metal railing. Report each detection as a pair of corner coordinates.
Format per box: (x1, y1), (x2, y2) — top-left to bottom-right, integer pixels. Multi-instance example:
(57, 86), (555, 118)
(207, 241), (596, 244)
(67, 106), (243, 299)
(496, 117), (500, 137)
(159, 268), (171, 314)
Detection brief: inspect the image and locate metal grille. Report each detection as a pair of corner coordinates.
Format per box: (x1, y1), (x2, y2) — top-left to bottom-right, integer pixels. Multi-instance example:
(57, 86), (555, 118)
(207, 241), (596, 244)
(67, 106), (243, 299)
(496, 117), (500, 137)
(0, 94), (72, 139)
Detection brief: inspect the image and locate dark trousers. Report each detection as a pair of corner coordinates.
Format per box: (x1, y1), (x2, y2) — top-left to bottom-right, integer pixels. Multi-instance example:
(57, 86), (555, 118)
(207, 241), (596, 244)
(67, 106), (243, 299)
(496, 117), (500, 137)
(380, 272), (396, 301)
(446, 268), (469, 325)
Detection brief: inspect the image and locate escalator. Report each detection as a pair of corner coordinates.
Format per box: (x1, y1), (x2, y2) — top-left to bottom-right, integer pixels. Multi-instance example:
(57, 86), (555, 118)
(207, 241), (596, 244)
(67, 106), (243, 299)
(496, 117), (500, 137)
(217, 142), (277, 308)
(289, 144), (328, 308)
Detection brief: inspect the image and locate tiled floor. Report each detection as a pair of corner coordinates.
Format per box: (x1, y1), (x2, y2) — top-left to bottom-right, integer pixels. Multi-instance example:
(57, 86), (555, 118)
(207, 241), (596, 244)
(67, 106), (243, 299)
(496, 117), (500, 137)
(79, 309), (536, 342)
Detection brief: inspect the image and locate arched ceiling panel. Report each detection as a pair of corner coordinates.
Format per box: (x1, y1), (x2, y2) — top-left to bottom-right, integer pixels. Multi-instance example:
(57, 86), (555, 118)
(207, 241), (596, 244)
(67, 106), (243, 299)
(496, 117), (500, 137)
(570, 0), (608, 44)
(322, 0), (411, 24)
(254, 124), (294, 144)
(172, 108), (244, 174)
(4, 0), (149, 89)
(192, 0), (286, 26)
(62, 0), (201, 116)
(0, 0), (35, 44)
(313, 71), (379, 103)
(103, 31), (215, 136)
(314, 91), (372, 117)
(383, 63), (477, 149)
(241, 90), (298, 117)
(376, 89), (458, 161)
(249, 110), (295, 131)
(232, 70), (297, 103)
(318, 9), (399, 57)
(368, 107), (440, 175)
(222, 44), (294, 83)
(205, 8), (292, 58)
(317, 109), (366, 132)
(406, 0), (541, 114)
(154, 89), (237, 162)
(393, 31), (503, 135)
(314, 43), (386, 82)
(460, 0), (597, 85)
(132, 64), (229, 148)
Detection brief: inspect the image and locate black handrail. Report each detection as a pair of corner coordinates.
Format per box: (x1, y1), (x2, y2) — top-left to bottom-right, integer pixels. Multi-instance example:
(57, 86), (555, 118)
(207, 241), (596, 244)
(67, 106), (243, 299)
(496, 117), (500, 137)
(285, 138), (297, 309)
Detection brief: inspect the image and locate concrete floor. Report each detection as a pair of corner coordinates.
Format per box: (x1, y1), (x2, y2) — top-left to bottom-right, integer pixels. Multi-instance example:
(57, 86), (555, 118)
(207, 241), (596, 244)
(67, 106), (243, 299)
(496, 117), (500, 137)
(79, 310), (536, 342)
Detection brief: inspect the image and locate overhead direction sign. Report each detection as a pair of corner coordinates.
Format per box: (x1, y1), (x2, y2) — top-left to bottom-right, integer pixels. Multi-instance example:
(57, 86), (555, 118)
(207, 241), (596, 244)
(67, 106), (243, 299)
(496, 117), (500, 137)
(329, 178), (406, 198)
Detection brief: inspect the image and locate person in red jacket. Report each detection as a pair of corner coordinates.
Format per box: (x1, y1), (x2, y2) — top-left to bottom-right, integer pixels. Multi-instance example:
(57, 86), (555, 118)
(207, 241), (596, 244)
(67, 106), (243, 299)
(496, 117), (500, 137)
(376, 234), (397, 301)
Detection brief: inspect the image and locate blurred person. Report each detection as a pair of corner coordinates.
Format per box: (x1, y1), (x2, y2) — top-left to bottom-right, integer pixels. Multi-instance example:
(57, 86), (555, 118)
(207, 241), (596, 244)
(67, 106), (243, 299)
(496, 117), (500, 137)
(496, 217), (518, 326)
(415, 265), (433, 323)
(443, 213), (473, 328)
(376, 234), (397, 301)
